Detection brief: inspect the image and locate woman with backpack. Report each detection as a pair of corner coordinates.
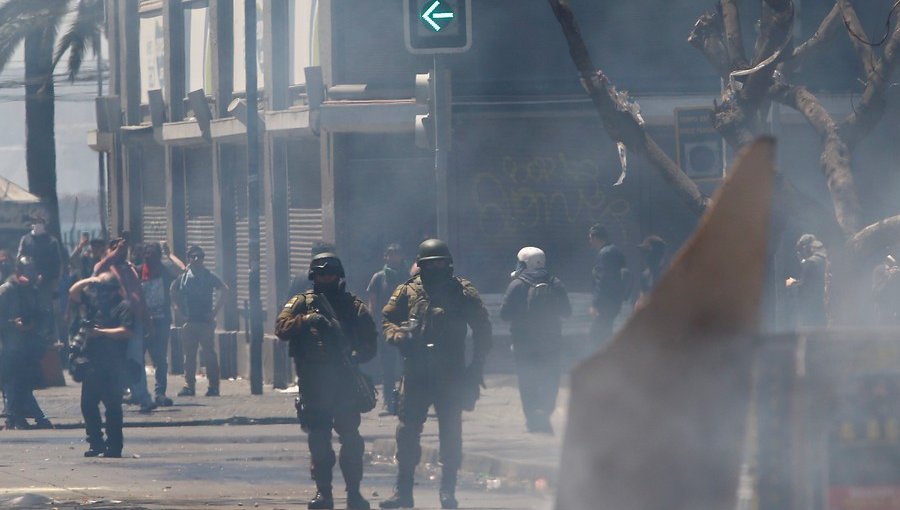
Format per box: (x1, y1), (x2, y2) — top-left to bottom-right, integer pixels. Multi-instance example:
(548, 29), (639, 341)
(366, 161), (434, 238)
(500, 247), (571, 434)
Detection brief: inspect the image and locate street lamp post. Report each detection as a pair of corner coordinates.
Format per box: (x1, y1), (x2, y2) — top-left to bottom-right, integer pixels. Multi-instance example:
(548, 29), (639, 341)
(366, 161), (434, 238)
(245, 0), (263, 395)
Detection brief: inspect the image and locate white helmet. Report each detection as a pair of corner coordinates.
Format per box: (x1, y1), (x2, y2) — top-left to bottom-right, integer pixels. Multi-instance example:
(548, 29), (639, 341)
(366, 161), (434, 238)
(511, 247), (546, 277)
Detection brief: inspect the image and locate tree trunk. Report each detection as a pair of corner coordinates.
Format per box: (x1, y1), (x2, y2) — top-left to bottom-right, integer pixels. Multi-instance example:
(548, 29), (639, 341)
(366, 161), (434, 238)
(24, 27), (60, 241)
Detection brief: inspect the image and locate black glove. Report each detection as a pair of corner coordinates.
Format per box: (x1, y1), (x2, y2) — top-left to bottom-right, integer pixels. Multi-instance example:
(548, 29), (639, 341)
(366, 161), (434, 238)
(295, 396), (310, 432)
(461, 361), (486, 412)
(304, 312), (331, 330)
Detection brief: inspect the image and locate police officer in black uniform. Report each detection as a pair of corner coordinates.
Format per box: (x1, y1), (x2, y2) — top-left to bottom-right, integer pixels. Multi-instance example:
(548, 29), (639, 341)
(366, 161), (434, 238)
(380, 239), (492, 509)
(276, 253), (377, 510)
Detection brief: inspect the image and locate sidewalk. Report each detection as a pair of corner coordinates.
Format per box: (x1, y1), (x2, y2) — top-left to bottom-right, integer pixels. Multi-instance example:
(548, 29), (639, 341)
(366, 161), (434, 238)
(25, 371), (564, 487)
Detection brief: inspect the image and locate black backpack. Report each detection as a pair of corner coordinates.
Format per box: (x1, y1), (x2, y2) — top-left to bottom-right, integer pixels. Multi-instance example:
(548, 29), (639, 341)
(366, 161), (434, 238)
(519, 276), (556, 316)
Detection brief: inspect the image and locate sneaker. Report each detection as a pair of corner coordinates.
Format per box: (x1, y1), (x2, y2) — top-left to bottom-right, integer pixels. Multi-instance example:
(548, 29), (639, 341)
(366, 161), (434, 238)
(101, 450), (122, 458)
(84, 447), (104, 457)
(34, 418), (54, 430)
(139, 401), (157, 414)
(205, 388), (220, 397)
(155, 395), (174, 407)
(177, 386), (195, 397)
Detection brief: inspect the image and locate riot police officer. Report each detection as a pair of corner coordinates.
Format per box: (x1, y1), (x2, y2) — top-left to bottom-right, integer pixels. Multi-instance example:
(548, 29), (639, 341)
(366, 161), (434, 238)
(275, 252), (377, 510)
(380, 239), (492, 509)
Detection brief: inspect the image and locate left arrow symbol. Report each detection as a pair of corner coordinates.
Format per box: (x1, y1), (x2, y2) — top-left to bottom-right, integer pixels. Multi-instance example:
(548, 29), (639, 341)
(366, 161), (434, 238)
(422, 0), (454, 32)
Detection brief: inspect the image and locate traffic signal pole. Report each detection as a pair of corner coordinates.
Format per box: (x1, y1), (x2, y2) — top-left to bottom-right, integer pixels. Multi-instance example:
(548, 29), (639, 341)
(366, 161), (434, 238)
(433, 55), (450, 241)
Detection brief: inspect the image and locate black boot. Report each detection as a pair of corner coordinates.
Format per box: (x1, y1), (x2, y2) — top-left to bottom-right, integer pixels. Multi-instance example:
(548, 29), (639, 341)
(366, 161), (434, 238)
(378, 489), (413, 509)
(439, 469), (458, 509)
(308, 489), (334, 509)
(347, 489), (370, 510)
(379, 471), (414, 509)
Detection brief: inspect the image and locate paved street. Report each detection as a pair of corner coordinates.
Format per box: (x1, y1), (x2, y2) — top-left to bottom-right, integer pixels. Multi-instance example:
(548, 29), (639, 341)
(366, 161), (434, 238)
(0, 373), (563, 509)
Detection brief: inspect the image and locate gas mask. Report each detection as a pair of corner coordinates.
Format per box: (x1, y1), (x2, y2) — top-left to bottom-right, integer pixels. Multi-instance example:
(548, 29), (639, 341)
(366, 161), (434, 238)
(420, 264), (453, 285)
(313, 280), (342, 294)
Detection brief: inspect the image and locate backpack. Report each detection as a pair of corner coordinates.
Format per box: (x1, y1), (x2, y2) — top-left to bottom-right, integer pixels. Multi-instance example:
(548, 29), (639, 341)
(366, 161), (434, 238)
(520, 276), (556, 316)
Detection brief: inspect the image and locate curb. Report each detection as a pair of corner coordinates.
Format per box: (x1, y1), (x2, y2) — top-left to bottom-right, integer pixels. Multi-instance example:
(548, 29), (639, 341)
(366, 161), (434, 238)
(369, 438), (557, 487)
(45, 416), (298, 430)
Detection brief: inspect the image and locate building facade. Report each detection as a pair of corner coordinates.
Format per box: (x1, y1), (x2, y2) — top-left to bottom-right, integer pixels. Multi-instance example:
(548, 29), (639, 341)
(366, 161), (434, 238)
(91, 0), (900, 383)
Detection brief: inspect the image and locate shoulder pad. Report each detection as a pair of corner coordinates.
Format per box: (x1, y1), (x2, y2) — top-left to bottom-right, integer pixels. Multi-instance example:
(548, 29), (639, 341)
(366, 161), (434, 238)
(283, 295), (301, 309)
(455, 276), (480, 296)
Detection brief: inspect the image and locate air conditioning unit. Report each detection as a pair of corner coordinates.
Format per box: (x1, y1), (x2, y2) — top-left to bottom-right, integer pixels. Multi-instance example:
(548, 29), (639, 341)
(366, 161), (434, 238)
(683, 140), (723, 179)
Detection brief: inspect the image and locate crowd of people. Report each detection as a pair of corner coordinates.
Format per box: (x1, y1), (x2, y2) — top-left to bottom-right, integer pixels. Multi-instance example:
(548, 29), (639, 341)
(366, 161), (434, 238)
(1, 215), (891, 509)
(0, 219), (229, 437)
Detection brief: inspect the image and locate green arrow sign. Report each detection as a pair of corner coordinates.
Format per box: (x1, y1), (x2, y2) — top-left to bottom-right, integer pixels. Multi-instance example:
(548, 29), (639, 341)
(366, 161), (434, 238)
(421, 0), (455, 32)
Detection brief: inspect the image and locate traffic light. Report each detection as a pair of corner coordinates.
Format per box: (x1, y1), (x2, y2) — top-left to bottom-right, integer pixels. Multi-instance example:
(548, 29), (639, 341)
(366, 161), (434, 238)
(414, 72), (435, 150)
(404, 0), (472, 55)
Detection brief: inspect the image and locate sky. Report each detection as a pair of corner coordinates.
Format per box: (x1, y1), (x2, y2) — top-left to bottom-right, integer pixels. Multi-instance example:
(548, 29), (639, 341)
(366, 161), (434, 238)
(0, 29), (105, 197)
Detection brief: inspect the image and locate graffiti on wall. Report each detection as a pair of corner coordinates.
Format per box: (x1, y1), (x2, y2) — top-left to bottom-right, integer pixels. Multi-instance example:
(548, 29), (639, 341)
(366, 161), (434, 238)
(472, 153), (632, 237)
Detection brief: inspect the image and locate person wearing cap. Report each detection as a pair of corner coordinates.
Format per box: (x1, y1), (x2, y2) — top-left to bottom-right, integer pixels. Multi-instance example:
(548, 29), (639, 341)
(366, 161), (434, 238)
(276, 252), (377, 510)
(500, 247), (571, 434)
(366, 243), (406, 416)
(170, 245), (228, 397)
(380, 239), (492, 510)
(786, 234), (828, 328)
(636, 235), (667, 307)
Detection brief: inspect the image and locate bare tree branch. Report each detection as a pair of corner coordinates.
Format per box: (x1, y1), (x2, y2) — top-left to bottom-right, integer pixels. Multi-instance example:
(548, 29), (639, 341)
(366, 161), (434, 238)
(546, 0), (711, 216)
(784, 2), (842, 72)
(743, 0), (794, 108)
(838, 0), (876, 73)
(720, 0), (748, 68)
(840, 19), (900, 149)
(848, 215), (900, 258)
(688, 11), (732, 79)
(773, 83), (862, 235)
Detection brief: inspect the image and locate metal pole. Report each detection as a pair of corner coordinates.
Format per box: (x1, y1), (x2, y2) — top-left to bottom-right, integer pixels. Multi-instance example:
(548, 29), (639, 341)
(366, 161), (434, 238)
(245, 0), (263, 395)
(433, 55), (449, 241)
(97, 38), (107, 238)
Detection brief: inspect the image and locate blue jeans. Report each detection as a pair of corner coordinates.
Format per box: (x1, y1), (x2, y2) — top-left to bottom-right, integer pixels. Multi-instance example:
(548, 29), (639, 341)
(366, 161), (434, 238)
(126, 324), (152, 405)
(145, 317), (170, 397)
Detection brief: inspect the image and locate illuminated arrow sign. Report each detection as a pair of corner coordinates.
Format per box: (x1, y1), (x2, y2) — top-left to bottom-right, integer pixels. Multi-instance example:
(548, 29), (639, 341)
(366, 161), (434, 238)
(421, 0), (455, 32)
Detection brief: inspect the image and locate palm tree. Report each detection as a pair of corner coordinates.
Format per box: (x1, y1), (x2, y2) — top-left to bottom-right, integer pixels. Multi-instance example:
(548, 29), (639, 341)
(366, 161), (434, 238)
(0, 0), (104, 241)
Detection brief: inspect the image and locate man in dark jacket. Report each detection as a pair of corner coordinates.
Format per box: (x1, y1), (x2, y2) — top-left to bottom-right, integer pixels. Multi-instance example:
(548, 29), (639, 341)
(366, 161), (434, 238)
(380, 239), (492, 510)
(16, 217), (64, 358)
(588, 224), (628, 346)
(0, 257), (52, 430)
(69, 271), (134, 457)
(500, 247), (571, 434)
(276, 252), (377, 510)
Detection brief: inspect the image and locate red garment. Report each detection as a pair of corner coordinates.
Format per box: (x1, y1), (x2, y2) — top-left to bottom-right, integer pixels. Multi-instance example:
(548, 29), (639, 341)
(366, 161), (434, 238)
(142, 262), (156, 282)
(94, 249), (146, 323)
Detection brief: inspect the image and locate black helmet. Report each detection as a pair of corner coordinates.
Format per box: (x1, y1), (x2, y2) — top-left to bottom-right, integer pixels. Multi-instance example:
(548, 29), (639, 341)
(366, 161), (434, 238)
(307, 252), (345, 280)
(416, 239), (452, 264)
